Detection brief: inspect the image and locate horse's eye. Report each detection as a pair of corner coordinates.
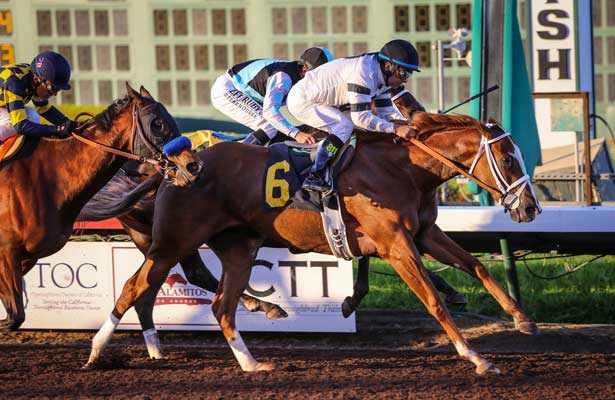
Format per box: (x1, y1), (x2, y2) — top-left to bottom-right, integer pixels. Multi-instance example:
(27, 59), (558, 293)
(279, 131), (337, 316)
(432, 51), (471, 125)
(502, 156), (512, 167)
(151, 118), (164, 130)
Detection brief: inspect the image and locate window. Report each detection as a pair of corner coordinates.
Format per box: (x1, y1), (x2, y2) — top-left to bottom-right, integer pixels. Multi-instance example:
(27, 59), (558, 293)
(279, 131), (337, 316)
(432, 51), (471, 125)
(37, 10), (52, 36)
(416, 41), (431, 68)
(352, 6), (367, 33)
(113, 10), (128, 36)
(153, 9), (168, 36)
(75, 10), (90, 36)
(231, 9), (246, 35)
(312, 7), (327, 33)
(292, 7), (307, 34)
(158, 80), (172, 105)
(196, 80), (211, 105)
(173, 9), (188, 36)
(79, 80), (94, 104)
(415, 5), (430, 32)
(175, 45), (189, 70)
(436, 5), (450, 31)
(77, 45), (92, 71)
(96, 45), (111, 70)
(332, 6), (347, 34)
(194, 44), (209, 70)
(212, 9), (226, 35)
(213, 44), (228, 70)
(94, 10), (109, 36)
(98, 80), (113, 104)
(56, 10), (70, 36)
(177, 80), (191, 106)
(233, 44), (248, 64)
(456, 4), (471, 29)
(115, 45), (130, 70)
(156, 45), (170, 70)
(273, 43), (289, 59)
(394, 5), (409, 32)
(193, 9), (207, 35)
(272, 8), (287, 35)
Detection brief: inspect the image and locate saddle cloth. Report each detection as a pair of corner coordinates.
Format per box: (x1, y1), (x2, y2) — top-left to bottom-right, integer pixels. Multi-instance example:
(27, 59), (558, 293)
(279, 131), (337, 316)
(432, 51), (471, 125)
(262, 138), (357, 259)
(0, 135), (25, 163)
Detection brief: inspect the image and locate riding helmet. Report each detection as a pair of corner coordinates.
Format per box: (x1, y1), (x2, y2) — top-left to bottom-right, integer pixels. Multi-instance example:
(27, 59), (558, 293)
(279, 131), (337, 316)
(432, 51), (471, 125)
(378, 39), (421, 72)
(31, 51), (72, 90)
(299, 47), (335, 70)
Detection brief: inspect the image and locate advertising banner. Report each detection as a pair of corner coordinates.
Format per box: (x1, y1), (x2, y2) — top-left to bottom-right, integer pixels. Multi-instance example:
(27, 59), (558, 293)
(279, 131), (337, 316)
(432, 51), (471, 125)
(2, 242), (355, 332)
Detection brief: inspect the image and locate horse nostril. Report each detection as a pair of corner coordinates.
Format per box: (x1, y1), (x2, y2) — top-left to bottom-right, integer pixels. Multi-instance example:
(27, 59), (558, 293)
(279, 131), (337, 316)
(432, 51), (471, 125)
(187, 162), (201, 175)
(525, 207), (536, 217)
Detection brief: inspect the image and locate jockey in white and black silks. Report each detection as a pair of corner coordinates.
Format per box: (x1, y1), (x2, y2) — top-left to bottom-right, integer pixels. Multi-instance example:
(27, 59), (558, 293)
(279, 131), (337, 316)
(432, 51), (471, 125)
(0, 50), (77, 142)
(210, 47), (334, 146)
(287, 39), (422, 193)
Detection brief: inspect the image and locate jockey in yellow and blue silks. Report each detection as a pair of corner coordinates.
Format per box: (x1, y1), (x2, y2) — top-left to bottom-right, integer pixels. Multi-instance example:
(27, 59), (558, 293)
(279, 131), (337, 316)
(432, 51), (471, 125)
(210, 47), (334, 146)
(0, 51), (77, 142)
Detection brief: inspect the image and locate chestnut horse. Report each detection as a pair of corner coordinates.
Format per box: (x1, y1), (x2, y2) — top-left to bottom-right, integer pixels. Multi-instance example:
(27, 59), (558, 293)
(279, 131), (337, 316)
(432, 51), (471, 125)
(86, 106), (542, 374)
(0, 83), (181, 330)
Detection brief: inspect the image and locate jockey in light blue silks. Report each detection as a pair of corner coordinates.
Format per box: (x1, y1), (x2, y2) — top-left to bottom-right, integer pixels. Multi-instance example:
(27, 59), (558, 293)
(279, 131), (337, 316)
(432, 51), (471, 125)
(0, 51), (77, 142)
(210, 47), (334, 146)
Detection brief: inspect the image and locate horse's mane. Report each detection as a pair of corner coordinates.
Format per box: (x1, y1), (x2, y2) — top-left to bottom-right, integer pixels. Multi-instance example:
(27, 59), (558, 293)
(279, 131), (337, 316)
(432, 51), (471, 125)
(411, 112), (483, 137)
(91, 96), (134, 131)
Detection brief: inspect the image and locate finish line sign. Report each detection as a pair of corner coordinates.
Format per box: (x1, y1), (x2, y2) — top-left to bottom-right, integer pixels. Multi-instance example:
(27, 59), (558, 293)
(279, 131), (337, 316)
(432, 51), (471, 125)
(4, 242), (355, 332)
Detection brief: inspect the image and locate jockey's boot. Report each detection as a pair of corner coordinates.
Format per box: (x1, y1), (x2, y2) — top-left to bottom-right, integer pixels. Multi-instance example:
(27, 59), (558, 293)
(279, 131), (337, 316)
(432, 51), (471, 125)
(302, 135), (344, 193)
(241, 129), (270, 146)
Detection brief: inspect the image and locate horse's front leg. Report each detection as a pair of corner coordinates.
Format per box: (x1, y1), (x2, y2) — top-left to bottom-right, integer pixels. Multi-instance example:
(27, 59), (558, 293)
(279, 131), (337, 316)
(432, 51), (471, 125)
(418, 224), (539, 335)
(341, 256), (370, 318)
(383, 233), (500, 375)
(84, 256), (177, 368)
(179, 251), (288, 320)
(0, 250), (26, 331)
(210, 237), (274, 372)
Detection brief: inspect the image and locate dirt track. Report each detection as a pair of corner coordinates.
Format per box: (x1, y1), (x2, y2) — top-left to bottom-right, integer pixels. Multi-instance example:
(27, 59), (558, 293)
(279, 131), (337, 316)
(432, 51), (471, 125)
(1, 310), (614, 399)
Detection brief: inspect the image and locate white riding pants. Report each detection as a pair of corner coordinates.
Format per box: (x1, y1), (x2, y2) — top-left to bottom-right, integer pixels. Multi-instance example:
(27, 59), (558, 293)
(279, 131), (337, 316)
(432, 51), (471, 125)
(0, 107), (40, 141)
(286, 83), (354, 142)
(210, 73), (278, 139)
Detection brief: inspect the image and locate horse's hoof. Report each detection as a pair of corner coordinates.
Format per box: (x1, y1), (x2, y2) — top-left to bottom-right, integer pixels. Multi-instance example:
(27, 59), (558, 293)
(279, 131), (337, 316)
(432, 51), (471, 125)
(341, 297), (356, 318)
(476, 361), (501, 375)
(445, 292), (468, 306)
(266, 306), (288, 320)
(254, 362), (275, 371)
(82, 362), (95, 370)
(0, 318), (23, 332)
(519, 321), (540, 335)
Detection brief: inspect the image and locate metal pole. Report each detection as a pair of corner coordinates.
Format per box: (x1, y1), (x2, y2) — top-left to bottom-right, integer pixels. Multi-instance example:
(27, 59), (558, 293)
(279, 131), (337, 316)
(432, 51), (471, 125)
(583, 92), (593, 206)
(500, 237), (521, 327)
(436, 40), (445, 113)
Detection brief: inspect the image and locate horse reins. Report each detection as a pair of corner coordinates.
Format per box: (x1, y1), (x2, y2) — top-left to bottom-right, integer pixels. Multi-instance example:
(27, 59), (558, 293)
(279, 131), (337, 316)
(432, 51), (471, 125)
(71, 107), (169, 168)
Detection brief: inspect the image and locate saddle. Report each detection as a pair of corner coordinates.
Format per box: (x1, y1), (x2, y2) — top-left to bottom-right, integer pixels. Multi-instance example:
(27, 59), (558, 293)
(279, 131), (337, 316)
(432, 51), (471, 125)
(0, 135), (26, 164)
(262, 135), (358, 260)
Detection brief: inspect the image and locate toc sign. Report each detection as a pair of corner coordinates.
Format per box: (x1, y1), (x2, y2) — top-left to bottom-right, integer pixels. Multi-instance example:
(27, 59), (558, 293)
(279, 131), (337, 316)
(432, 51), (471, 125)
(3, 242), (355, 332)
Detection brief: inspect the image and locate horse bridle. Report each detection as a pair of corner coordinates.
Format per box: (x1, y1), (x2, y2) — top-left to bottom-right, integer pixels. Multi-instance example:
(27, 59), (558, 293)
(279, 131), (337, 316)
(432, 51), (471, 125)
(71, 105), (170, 170)
(467, 129), (530, 211)
(408, 129), (529, 212)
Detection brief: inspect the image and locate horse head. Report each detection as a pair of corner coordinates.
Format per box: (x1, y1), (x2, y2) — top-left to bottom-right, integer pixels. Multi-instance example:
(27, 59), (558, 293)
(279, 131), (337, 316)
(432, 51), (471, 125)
(469, 119), (542, 223)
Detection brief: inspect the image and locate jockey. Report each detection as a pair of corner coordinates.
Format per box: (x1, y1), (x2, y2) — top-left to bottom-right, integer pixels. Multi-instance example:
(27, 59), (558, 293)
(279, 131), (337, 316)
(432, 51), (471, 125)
(210, 47), (334, 146)
(287, 39), (420, 193)
(0, 51), (77, 142)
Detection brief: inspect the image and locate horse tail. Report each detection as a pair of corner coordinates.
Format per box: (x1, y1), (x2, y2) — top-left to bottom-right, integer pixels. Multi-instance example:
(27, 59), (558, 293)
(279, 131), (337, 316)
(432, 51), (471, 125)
(77, 170), (161, 221)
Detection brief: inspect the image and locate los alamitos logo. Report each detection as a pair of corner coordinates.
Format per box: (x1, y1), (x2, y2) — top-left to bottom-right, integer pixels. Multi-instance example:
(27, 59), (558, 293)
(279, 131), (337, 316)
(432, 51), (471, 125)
(155, 271), (212, 306)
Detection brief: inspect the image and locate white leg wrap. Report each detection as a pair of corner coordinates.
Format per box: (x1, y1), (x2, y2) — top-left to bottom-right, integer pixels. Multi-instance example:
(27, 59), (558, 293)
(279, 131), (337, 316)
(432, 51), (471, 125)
(454, 340), (482, 364)
(87, 314), (119, 365)
(227, 331), (258, 371)
(143, 328), (163, 359)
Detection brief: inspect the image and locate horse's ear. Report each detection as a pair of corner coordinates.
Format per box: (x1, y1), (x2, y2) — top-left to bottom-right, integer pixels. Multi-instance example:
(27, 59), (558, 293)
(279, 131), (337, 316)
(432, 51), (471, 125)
(139, 85), (154, 99)
(125, 82), (143, 102)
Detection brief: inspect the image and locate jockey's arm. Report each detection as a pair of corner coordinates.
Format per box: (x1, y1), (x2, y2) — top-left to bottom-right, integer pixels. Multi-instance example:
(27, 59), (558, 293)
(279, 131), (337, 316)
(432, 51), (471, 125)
(374, 91), (406, 121)
(347, 83), (396, 134)
(5, 95), (57, 137)
(32, 97), (69, 126)
(262, 72), (300, 139)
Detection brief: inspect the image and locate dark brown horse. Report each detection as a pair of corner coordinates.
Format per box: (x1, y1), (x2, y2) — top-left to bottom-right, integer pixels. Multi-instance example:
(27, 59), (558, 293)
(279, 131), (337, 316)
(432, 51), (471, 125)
(0, 83), (180, 331)
(86, 103), (542, 374)
(76, 165), (288, 359)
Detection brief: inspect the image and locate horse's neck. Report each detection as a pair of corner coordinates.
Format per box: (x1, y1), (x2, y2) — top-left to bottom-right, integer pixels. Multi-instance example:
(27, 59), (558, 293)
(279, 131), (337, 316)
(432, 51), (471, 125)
(39, 120), (131, 216)
(420, 128), (481, 183)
